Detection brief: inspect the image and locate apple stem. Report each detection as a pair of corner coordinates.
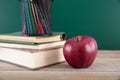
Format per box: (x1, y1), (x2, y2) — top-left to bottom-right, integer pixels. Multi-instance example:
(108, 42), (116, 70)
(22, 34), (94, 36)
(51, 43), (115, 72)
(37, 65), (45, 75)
(77, 36), (81, 42)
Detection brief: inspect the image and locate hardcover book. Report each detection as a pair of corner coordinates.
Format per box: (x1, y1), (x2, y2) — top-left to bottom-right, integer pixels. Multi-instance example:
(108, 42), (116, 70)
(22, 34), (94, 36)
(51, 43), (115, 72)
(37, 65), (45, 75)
(0, 47), (65, 70)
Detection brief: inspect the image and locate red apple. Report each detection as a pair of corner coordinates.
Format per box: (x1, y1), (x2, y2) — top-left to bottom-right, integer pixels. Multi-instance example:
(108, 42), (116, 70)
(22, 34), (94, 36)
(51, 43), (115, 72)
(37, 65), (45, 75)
(63, 36), (98, 68)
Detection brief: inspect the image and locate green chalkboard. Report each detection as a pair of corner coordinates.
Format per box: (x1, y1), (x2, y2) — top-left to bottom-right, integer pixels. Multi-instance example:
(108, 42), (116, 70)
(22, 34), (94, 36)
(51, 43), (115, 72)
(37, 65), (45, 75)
(0, 0), (120, 50)
(0, 0), (21, 33)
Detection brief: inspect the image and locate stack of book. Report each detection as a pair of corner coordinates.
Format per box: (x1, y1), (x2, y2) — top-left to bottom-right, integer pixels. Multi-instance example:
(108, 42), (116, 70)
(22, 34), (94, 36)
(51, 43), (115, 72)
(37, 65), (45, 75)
(0, 32), (66, 70)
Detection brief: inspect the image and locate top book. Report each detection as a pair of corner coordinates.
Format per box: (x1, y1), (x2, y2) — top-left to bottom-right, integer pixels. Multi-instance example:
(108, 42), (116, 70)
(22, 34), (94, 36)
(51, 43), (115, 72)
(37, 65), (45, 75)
(0, 32), (66, 44)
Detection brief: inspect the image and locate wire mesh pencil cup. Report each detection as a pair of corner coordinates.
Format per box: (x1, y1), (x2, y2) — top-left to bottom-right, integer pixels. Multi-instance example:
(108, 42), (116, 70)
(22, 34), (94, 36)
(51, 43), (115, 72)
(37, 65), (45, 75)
(20, 0), (53, 36)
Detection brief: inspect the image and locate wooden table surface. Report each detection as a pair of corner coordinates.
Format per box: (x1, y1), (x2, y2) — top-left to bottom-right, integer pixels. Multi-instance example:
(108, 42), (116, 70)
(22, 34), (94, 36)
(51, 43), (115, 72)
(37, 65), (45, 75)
(0, 50), (120, 80)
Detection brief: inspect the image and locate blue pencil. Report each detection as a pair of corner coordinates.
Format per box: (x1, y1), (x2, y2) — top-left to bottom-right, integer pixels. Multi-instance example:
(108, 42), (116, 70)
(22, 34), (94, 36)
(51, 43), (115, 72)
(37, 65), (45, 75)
(24, 0), (33, 35)
(24, 0), (30, 35)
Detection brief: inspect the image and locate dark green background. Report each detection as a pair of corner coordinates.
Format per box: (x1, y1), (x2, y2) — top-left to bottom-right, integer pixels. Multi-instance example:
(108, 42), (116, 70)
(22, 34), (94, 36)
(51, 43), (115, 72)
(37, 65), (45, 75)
(0, 0), (120, 50)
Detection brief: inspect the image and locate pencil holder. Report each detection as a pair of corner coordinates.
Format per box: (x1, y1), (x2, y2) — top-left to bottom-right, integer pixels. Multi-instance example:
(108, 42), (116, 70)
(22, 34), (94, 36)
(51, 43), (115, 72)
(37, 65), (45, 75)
(20, 0), (53, 36)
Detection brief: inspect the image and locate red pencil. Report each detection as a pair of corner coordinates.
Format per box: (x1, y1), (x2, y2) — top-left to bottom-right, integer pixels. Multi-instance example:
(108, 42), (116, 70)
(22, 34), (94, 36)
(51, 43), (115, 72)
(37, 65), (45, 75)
(31, 0), (45, 35)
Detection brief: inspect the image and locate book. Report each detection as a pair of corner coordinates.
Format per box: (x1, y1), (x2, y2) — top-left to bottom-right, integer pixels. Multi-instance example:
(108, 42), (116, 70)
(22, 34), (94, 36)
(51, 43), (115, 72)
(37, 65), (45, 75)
(0, 32), (66, 44)
(0, 41), (65, 50)
(0, 47), (65, 70)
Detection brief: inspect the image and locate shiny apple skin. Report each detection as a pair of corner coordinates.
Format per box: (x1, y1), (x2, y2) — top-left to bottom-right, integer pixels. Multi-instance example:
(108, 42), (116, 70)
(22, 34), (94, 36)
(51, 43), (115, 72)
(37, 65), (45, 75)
(63, 36), (98, 68)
